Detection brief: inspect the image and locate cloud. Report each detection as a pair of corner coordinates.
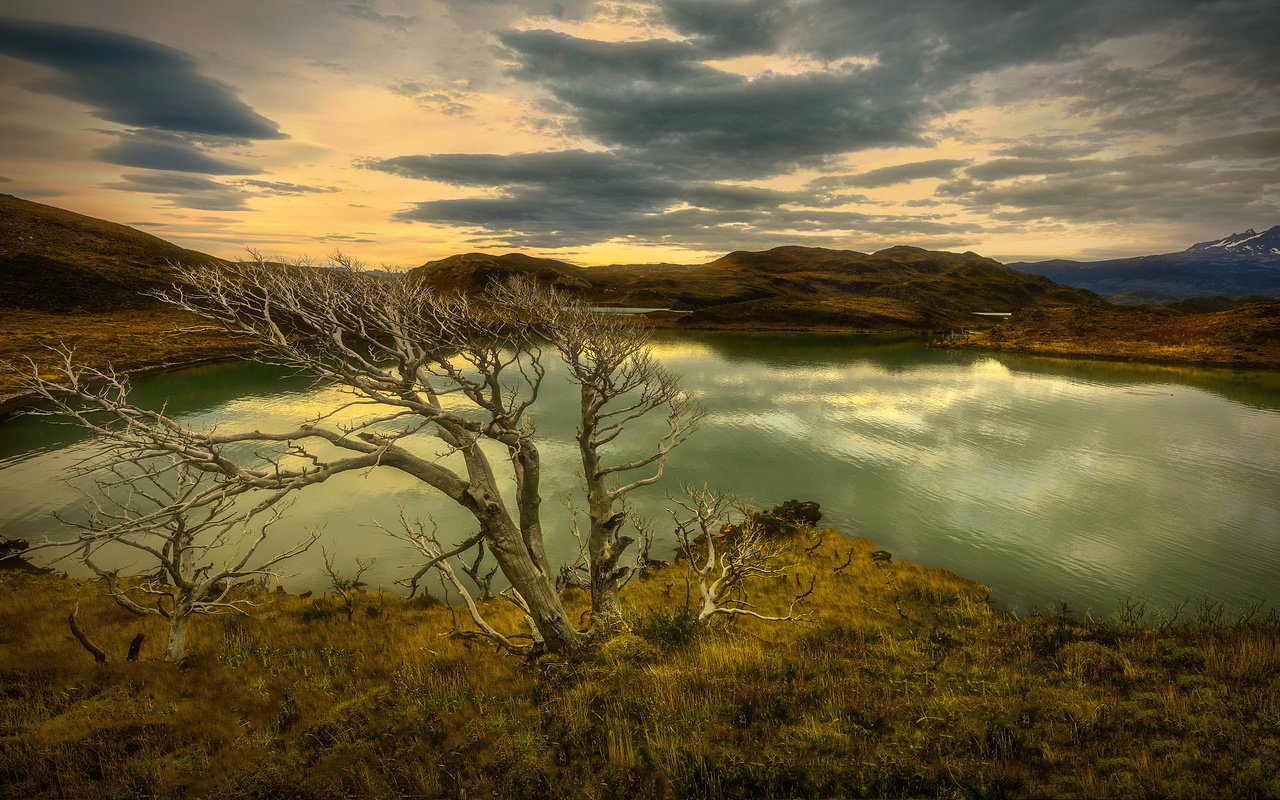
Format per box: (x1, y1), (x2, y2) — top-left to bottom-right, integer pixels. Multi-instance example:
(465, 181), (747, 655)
(313, 233), (379, 243)
(365, 149), (984, 250)
(659, 0), (1215, 74)
(388, 79), (476, 115)
(339, 2), (416, 32)
(811, 159), (971, 189)
(236, 179), (342, 195)
(496, 28), (936, 178)
(106, 172), (253, 211)
(370, 1), (1278, 252)
(1171, 129), (1280, 162)
(940, 155), (1279, 227)
(658, 0), (783, 57)
(965, 159), (1094, 181)
(94, 130), (263, 175)
(0, 17), (284, 139)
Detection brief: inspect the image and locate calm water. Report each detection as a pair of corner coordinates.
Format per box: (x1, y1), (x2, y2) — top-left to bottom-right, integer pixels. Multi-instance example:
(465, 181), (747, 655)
(2, 333), (1278, 616)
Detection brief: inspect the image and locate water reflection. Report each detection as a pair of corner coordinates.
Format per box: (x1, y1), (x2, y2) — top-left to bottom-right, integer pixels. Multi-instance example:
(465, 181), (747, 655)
(1, 334), (1277, 616)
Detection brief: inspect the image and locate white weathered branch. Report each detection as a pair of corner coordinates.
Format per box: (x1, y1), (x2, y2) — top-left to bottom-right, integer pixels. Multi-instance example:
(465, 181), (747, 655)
(669, 484), (810, 625)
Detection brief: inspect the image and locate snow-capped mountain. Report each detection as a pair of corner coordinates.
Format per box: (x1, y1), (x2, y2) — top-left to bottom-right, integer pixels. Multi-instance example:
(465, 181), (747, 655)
(1012, 225), (1280, 303)
(1187, 225), (1280, 256)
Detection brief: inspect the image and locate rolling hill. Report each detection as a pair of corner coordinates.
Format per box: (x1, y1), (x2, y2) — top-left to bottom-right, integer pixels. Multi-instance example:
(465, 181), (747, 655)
(413, 245), (1100, 332)
(0, 194), (224, 311)
(4, 194), (1273, 372)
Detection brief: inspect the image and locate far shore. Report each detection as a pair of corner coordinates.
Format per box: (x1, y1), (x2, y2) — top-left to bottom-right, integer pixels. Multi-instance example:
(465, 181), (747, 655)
(3, 301), (1277, 420)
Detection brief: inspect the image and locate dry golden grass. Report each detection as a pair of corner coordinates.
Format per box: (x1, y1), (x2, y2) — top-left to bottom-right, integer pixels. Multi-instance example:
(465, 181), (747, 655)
(3, 525), (1277, 798)
(0, 308), (253, 399)
(946, 301), (1280, 369)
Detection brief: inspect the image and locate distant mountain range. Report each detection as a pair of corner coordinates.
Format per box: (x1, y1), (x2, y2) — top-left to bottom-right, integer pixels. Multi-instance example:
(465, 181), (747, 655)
(1188, 227), (1280, 257)
(1011, 226), (1280, 304)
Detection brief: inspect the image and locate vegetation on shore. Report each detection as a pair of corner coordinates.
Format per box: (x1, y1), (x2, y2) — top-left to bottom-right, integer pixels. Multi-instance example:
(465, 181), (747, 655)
(939, 301), (1280, 370)
(0, 307), (252, 401)
(2, 527), (1277, 799)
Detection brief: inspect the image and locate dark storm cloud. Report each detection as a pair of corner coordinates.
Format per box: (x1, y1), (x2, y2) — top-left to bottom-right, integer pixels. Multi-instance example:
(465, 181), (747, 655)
(364, 150), (663, 191)
(371, 150), (715, 244)
(658, 0), (782, 56)
(660, 0), (1203, 72)
(497, 28), (933, 177)
(0, 17), (283, 139)
(370, 149), (983, 250)
(378, 1), (1278, 249)
(811, 160), (971, 190)
(364, 150), (815, 211)
(993, 141), (1107, 160)
(106, 172), (252, 211)
(1172, 0), (1280, 84)
(94, 130), (264, 175)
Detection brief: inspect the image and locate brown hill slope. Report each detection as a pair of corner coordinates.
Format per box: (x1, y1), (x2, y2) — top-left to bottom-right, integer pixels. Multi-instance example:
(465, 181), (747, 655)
(411, 244), (1100, 332)
(413, 252), (593, 294)
(0, 194), (222, 311)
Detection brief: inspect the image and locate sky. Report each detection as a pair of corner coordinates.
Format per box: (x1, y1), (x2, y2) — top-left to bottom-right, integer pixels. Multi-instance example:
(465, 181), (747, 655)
(0, 0), (1277, 268)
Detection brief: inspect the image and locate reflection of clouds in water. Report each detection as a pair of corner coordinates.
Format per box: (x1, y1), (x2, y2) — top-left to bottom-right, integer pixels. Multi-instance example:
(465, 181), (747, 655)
(3, 337), (1278, 611)
(646, 340), (717, 362)
(708, 409), (809, 440)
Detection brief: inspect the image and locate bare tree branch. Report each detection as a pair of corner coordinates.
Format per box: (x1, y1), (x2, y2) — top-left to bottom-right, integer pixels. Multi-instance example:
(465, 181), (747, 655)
(669, 484), (811, 625)
(4, 254), (587, 653)
(41, 455), (319, 660)
(490, 279), (703, 638)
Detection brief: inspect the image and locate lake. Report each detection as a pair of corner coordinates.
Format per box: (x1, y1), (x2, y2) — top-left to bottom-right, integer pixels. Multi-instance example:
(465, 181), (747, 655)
(2, 332), (1278, 617)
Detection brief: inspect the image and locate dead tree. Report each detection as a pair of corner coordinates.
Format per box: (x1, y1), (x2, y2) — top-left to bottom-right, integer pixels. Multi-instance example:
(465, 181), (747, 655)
(7, 254), (581, 654)
(45, 455), (314, 661)
(322, 547), (372, 623)
(380, 512), (541, 651)
(669, 484), (811, 624)
(494, 280), (703, 637)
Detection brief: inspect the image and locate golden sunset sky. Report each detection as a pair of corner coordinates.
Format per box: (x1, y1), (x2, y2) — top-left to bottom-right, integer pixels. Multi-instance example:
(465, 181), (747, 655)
(1, 1), (1276, 268)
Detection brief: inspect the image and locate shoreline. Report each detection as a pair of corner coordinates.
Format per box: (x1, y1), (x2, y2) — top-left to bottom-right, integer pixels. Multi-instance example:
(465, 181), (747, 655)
(2, 304), (1275, 423)
(935, 338), (1280, 371)
(0, 352), (248, 418)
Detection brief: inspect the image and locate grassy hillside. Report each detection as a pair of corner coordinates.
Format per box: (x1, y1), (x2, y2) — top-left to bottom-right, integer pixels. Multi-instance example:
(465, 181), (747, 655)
(940, 301), (1280, 369)
(1, 527), (1276, 799)
(413, 245), (1101, 333)
(414, 252), (594, 294)
(0, 194), (223, 311)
